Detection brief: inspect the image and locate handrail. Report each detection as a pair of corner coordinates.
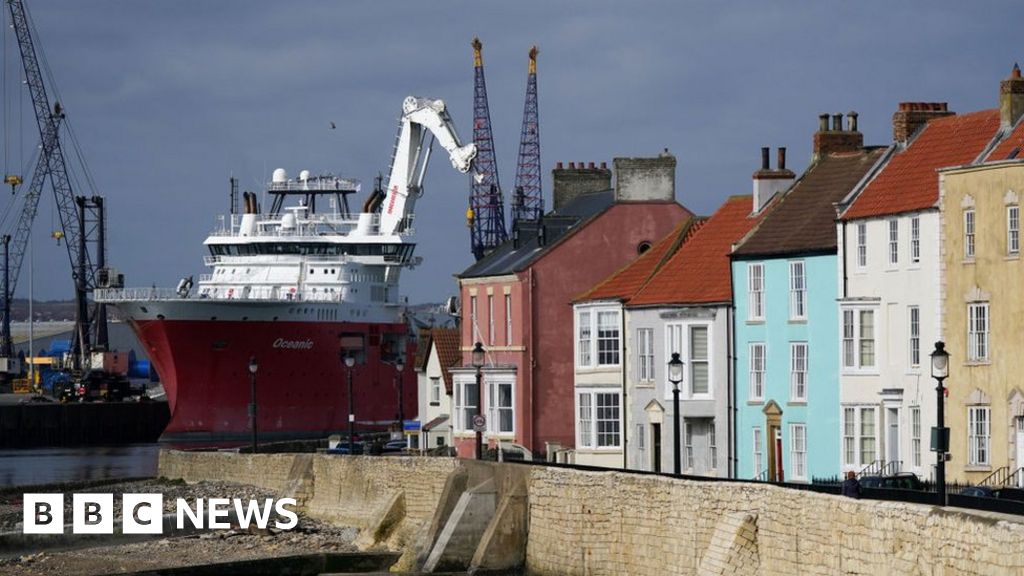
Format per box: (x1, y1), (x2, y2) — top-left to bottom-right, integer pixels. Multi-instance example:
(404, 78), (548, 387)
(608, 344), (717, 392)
(977, 466), (1009, 487)
(858, 459), (886, 478)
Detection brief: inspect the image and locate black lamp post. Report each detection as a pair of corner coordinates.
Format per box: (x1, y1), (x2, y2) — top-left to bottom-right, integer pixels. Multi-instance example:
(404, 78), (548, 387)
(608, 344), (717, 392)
(395, 357), (406, 429)
(472, 342), (485, 460)
(248, 355), (258, 454)
(668, 352), (684, 475)
(343, 353), (356, 454)
(930, 341), (950, 506)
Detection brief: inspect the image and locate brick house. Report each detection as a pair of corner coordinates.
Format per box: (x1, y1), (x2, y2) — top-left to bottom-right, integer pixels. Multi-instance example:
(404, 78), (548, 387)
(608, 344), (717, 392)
(451, 154), (693, 458)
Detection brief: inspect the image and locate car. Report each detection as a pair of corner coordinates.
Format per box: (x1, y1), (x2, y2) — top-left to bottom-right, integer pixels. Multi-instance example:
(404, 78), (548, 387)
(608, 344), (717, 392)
(994, 487), (1024, 502)
(960, 486), (996, 498)
(381, 440), (407, 453)
(325, 442), (364, 455)
(858, 472), (925, 491)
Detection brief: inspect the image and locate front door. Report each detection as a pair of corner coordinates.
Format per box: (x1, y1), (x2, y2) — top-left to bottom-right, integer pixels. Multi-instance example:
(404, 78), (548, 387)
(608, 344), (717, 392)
(652, 423), (662, 473)
(887, 407), (900, 471)
(689, 420), (710, 475)
(1016, 417), (1024, 487)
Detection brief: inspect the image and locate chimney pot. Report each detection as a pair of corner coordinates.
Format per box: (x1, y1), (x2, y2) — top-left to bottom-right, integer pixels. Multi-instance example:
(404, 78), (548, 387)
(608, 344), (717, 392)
(556, 161), (563, 169)
(848, 111), (859, 132)
(568, 162), (575, 169)
(760, 147), (770, 170)
(832, 113), (843, 131)
(1014, 63), (1021, 79)
(818, 113), (829, 132)
(588, 162), (595, 169)
(777, 147), (787, 171)
(600, 162), (607, 170)
(1001, 65), (1024, 128)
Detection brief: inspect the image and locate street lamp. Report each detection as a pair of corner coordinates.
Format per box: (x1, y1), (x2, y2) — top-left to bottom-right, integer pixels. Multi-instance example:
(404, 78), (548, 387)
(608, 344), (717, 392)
(395, 357), (406, 430)
(248, 356), (258, 454)
(930, 341), (950, 506)
(472, 342), (485, 460)
(343, 352), (356, 455)
(668, 352), (684, 475)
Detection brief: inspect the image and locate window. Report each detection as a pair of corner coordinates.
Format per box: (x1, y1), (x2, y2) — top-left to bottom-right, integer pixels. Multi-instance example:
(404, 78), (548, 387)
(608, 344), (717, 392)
(909, 306), (920, 367)
(488, 295), (494, 345)
(968, 406), (991, 466)
(708, 423), (717, 470)
(690, 326), (709, 395)
(637, 328), (654, 383)
(857, 223), (867, 268)
(454, 379), (478, 433)
(430, 377), (441, 403)
(636, 423), (645, 451)
(596, 311), (620, 366)
(790, 424), (807, 480)
(790, 342), (807, 402)
(968, 302), (989, 362)
(789, 260), (806, 320)
(911, 216), (920, 263)
(578, 391), (621, 448)
(488, 380), (513, 434)
(684, 421), (693, 469)
(470, 296), (478, 340)
(965, 209), (975, 259)
(753, 427), (764, 479)
(749, 343), (765, 400)
(577, 310), (592, 367)
(911, 407), (921, 469)
(888, 219), (899, 265)
(748, 263), (764, 320)
(505, 294), (513, 344)
(1009, 206), (1020, 255)
(842, 406), (878, 468)
(842, 308), (876, 370)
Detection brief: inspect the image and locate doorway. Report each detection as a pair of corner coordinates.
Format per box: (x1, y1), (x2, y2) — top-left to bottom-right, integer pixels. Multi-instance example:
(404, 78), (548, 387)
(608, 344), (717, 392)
(1016, 417), (1024, 487)
(887, 407), (900, 471)
(652, 423), (662, 473)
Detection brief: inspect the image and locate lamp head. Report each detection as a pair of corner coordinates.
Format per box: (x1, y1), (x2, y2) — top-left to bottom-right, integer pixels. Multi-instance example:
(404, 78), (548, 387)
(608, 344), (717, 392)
(667, 352), (684, 386)
(248, 355), (258, 375)
(396, 358), (405, 373)
(471, 341), (485, 369)
(930, 341), (949, 380)
(344, 354), (356, 368)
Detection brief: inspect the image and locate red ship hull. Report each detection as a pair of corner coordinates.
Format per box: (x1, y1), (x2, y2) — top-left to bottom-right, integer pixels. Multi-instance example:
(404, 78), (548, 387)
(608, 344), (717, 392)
(130, 318), (417, 443)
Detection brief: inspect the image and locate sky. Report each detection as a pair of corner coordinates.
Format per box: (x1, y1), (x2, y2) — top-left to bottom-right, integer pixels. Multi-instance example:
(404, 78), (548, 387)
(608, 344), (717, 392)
(0, 0), (1018, 303)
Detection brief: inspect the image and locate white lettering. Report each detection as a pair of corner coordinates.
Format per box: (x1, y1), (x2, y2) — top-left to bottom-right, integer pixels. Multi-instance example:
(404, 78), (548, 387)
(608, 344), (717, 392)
(207, 498), (230, 529)
(177, 497), (203, 530)
(274, 498), (299, 530)
(124, 494), (163, 534)
(72, 494), (114, 534)
(234, 498), (274, 529)
(23, 494), (63, 534)
(272, 338), (315, 350)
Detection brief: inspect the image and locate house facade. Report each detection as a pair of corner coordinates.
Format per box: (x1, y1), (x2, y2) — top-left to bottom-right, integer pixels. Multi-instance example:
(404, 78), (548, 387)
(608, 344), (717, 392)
(454, 155), (692, 458)
(733, 114), (885, 482)
(412, 327), (459, 452)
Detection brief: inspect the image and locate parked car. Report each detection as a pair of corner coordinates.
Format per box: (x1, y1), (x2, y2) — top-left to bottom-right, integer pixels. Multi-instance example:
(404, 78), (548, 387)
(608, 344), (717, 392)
(325, 442), (364, 455)
(382, 440), (407, 453)
(960, 486), (996, 498)
(859, 472), (925, 491)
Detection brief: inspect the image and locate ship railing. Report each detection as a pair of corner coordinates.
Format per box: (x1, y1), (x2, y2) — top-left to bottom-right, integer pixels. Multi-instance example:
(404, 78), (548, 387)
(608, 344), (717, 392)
(208, 212), (376, 237)
(95, 287), (182, 302)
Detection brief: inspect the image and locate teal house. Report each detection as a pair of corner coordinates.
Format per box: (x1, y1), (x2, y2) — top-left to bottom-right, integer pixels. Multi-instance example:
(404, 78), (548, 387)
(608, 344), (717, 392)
(731, 115), (885, 481)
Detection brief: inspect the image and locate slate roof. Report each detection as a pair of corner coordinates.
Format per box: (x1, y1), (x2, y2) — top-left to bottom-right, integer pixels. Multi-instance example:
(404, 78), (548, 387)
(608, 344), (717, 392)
(841, 110), (1001, 220)
(732, 148), (887, 258)
(429, 327), (461, 395)
(631, 195), (775, 306)
(573, 216), (704, 303)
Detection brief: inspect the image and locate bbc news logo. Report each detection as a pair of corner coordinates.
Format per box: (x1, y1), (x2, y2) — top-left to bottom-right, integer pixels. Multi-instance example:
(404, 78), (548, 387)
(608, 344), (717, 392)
(23, 494), (298, 534)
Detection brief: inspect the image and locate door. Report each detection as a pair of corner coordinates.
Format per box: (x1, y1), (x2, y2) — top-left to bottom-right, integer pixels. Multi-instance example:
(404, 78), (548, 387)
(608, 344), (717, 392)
(887, 407), (900, 471)
(774, 428), (784, 482)
(1016, 418), (1024, 487)
(652, 423), (662, 473)
(690, 420), (710, 475)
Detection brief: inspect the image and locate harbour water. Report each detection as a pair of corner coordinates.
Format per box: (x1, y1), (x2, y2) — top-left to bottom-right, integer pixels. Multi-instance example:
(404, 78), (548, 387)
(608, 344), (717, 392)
(0, 444), (160, 487)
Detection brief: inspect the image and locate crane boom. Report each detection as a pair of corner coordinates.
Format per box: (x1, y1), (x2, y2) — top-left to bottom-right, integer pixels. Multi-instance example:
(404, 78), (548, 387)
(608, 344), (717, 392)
(378, 96), (476, 237)
(4, 0), (97, 364)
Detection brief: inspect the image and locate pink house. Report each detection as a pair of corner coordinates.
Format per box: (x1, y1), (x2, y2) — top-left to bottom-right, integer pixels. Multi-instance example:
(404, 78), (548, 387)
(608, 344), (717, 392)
(451, 154), (694, 458)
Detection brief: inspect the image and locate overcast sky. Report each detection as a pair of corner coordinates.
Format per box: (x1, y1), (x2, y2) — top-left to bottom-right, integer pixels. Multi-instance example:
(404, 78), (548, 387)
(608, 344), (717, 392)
(0, 0), (1018, 303)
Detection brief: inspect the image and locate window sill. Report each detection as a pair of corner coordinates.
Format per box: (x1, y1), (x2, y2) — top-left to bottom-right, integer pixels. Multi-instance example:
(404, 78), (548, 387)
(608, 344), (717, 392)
(747, 400), (765, 406)
(788, 318), (807, 324)
(841, 370), (881, 376)
(576, 447), (623, 453)
(962, 259), (976, 265)
(1006, 254), (1020, 261)
(635, 382), (656, 388)
(746, 319), (765, 325)
(787, 401), (807, 407)
(965, 465), (992, 473)
(964, 360), (991, 367)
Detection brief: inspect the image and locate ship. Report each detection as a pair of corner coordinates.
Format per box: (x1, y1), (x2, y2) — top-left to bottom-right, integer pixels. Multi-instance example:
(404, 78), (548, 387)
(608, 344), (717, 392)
(96, 97), (476, 442)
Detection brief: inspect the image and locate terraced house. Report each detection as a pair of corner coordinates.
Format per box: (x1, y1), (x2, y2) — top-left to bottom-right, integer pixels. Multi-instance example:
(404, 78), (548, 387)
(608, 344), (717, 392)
(732, 115), (885, 481)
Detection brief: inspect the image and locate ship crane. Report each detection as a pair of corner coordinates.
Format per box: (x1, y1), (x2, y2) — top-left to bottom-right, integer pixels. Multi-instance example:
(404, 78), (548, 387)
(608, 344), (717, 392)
(377, 96), (477, 238)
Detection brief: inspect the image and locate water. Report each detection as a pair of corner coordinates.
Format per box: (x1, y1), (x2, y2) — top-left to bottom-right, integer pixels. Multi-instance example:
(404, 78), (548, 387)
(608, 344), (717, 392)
(0, 444), (161, 487)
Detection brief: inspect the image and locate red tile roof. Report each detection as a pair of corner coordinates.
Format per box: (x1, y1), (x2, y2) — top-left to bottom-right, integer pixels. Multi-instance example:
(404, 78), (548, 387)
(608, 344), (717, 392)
(629, 195), (773, 306)
(430, 328), (460, 394)
(574, 216), (703, 303)
(842, 110), (1001, 220)
(988, 119), (1024, 161)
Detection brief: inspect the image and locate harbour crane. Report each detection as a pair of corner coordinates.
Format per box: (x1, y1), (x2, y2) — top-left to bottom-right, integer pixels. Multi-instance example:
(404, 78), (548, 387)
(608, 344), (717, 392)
(467, 38), (508, 261)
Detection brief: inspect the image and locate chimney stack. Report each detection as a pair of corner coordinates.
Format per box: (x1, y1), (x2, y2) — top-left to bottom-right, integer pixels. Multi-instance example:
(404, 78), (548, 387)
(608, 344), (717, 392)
(1001, 63), (1024, 129)
(552, 161), (612, 211)
(891, 102), (954, 143)
(752, 147), (796, 213)
(613, 153), (676, 203)
(813, 111), (864, 161)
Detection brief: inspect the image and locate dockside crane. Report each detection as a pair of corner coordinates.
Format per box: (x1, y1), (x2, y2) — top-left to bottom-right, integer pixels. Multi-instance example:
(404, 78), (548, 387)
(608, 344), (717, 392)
(512, 46), (543, 228)
(467, 38), (508, 261)
(0, 0), (116, 386)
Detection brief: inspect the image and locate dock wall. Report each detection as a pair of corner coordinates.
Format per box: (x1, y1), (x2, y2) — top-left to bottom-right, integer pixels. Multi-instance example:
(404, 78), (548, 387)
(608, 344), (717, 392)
(158, 452), (1024, 575)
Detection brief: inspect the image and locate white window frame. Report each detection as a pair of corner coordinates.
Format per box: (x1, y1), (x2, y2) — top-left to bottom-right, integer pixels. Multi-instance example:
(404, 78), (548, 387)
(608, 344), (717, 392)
(856, 223), (867, 269)
(753, 427), (764, 479)
(637, 328), (654, 383)
(790, 342), (808, 402)
(789, 260), (806, 320)
(430, 376), (441, 404)
(841, 306), (877, 372)
(577, 390), (621, 450)
(664, 322), (713, 399)
(470, 296), (479, 341)
(747, 263), (764, 321)
(684, 420), (693, 469)
(1010, 205), (1020, 256)
(505, 294), (513, 344)
(910, 216), (920, 264)
(689, 325), (711, 397)
(790, 423), (807, 481)
(488, 295), (495, 345)
(888, 219), (899, 266)
(968, 302), (989, 362)
(965, 209), (976, 259)
(486, 377), (515, 435)
(577, 310), (592, 367)
(841, 405), (879, 469)
(708, 423), (717, 471)
(911, 406), (921, 469)
(453, 377), (478, 433)
(909, 306), (920, 367)
(968, 406), (991, 466)
(749, 342), (765, 401)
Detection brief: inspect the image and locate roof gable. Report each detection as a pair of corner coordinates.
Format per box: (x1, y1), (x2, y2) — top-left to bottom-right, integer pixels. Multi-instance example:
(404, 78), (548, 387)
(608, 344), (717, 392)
(428, 328), (460, 394)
